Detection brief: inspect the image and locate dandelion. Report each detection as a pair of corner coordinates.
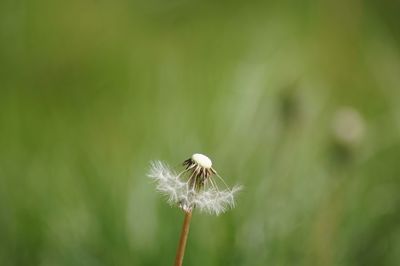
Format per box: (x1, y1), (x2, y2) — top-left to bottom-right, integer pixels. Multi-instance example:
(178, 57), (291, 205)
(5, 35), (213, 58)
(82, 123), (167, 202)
(148, 153), (241, 266)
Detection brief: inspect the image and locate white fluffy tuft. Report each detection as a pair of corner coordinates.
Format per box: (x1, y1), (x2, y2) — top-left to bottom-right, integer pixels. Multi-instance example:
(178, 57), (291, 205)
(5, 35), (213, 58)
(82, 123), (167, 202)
(148, 161), (241, 215)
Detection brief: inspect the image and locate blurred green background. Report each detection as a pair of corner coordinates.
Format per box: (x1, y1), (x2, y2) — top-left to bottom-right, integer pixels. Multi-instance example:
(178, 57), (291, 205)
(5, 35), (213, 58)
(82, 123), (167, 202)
(1, 0), (400, 265)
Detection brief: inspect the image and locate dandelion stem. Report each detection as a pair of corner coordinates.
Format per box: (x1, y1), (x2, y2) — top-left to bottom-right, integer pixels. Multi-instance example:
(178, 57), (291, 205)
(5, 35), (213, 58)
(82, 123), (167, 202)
(174, 211), (193, 266)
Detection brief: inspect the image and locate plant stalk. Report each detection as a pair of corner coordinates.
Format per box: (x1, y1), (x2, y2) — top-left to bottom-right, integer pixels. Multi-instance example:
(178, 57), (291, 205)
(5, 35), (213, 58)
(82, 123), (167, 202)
(174, 211), (193, 266)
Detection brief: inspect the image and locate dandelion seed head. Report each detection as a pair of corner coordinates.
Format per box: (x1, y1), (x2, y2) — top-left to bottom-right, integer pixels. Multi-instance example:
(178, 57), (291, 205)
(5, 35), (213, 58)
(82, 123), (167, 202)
(148, 155), (241, 215)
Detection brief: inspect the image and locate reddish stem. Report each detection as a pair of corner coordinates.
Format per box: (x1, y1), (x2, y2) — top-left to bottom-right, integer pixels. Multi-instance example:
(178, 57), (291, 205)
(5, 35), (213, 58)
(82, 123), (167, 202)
(174, 211), (193, 266)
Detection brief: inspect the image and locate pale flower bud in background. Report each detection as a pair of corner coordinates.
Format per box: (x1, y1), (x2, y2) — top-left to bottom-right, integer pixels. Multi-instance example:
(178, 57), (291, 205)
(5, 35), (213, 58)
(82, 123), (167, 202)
(332, 107), (365, 147)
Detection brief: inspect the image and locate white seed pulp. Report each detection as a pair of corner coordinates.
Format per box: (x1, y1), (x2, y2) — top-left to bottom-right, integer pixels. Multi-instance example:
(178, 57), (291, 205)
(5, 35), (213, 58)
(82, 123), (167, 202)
(192, 153), (212, 169)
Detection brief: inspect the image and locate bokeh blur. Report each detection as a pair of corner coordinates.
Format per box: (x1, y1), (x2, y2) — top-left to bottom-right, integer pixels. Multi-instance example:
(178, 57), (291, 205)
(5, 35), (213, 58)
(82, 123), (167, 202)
(1, 0), (400, 265)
